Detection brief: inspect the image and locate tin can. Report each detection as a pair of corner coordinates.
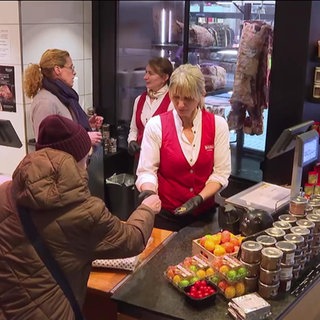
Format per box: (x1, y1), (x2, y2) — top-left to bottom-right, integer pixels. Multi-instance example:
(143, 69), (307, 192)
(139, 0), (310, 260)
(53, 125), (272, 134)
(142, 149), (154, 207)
(289, 196), (308, 216)
(290, 226), (310, 243)
(258, 280), (279, 299)
(284, 233), (305, 251)
(275, 241), (296, 266)
(239, 258), (261, 278)
(259, 266), (280, 285)
(256, 235), (277, 248)
(279, 263), (293, 280)
(260, 247), (283, 271)
(273, 221), (292, 234)
(278, 214), (297, 226)
(265, 227), (286, 241)
(240, 241), (263, 264)
(296, 219), (315, 235)
(306, 214), (320, 233)
(279, 276), (293, 293)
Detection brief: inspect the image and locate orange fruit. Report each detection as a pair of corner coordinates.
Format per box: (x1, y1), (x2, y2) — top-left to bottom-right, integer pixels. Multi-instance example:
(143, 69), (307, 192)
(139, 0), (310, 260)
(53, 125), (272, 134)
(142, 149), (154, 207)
(221, 230), (231, 243)
(235, 282), (246, 296)
(224, 285), (236, 299)
(230, 237), (240, 247)
(219, 264), (230, 275)
(204, 239), (216, 252)
(221, 241), (235, 253)
(218, 280), (228, 292)
(196, 269), (206, 279)
(173, 274), (181, 284)
(212, 233), (221, 244)
(214, 244), (226, 256)
(205, 267), (215, 277)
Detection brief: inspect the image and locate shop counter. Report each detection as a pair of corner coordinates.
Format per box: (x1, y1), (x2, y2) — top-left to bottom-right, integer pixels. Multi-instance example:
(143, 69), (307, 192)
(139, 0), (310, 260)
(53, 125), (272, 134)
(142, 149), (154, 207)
(111, 215), (320, 320)
(83, 228), (175, 320)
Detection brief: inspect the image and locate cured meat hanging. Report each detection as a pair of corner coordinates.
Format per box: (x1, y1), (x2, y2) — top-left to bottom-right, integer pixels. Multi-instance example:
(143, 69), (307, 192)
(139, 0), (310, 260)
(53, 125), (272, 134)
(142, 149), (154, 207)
(227, 20), (273, 135)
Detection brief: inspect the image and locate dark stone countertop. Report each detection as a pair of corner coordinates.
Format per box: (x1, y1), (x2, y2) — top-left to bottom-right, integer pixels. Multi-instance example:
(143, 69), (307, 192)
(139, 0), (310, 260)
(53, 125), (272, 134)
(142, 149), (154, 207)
(111, 216), (318, 320)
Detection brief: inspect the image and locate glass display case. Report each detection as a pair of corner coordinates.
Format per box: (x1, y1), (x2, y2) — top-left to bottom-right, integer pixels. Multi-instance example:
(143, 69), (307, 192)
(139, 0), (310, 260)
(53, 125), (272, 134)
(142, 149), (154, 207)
(94, 0), (276, 183)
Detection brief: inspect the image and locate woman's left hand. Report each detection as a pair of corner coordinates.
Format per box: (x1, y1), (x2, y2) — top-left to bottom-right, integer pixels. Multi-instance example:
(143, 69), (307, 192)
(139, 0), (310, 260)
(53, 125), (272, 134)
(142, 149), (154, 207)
(88, 130), (102, 146)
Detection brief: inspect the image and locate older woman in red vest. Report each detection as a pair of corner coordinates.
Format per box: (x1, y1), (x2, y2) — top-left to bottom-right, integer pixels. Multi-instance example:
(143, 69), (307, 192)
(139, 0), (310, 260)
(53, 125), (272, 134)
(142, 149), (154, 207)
(127, 57), (174, 173)
(136, 63), (231, 231)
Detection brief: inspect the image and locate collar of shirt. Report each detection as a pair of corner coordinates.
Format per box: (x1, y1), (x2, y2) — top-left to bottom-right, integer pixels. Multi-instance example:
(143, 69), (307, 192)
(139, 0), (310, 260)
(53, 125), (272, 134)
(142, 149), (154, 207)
(147, 84), (169, 100)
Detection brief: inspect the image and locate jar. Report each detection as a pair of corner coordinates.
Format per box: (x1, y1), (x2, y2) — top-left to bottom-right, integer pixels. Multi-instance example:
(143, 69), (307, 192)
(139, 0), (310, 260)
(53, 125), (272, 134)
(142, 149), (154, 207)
(306, 214), (320, 233)
(309, 198), (320, 212)
(273, 221), (292, 234)
(258, 280), (279, 299)
(256, 235), (277, 248)
(279, 276), (293, 293)
(265, 227), (286, 241)
(284, 233), (305, 251)
(244, 276), (258, 293)
(260, 247), (283, 271)
(289, 196), (308, 216)
(275, 241), (296, 266)
(279, 263), (293, 280)
(290, 226), (310, 244)
(240, 241), (263, 264)
(259, 266), (280, 285)
(296, 219), (315, 235)
(278, 214), (297, 226)
(239, 258), (260, 278)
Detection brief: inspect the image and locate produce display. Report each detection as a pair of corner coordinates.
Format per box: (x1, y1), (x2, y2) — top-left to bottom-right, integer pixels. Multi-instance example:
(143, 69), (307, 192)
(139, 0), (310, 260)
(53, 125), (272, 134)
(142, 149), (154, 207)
(165, 230), (248, 303)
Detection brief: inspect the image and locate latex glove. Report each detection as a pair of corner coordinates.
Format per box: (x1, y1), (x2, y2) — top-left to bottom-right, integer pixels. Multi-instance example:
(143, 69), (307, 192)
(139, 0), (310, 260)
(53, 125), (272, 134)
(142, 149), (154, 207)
(138, 190), (157, 205)
(88, 131), (102, 147)
(142, 194), (161, 214)
(128, 141), (141, 156)
(174, 195), (203, 216)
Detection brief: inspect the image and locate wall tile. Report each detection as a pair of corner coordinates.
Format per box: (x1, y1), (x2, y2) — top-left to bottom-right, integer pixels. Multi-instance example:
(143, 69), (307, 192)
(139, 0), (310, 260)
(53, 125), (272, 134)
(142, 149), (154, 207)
(21, 23), (84, 63)
(84, 23), (92, 59)
(0, 1), (19, 24)
(0, 24), (22, 65)
(21, 1), (83, 24)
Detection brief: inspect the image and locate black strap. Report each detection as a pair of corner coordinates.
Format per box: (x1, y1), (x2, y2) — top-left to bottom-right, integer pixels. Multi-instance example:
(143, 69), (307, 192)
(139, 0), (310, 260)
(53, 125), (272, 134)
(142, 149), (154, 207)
(17, 206), (85, 320)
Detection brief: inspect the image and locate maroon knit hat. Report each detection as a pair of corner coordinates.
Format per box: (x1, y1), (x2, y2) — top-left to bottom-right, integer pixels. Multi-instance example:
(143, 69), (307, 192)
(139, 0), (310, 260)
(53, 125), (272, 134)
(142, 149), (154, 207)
(36, 115), (91, 162)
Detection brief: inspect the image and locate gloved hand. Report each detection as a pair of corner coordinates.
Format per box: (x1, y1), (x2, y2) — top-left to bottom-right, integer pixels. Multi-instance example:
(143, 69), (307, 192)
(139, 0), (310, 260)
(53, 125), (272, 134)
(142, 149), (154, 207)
(128, 141), (141, 156)
(138, 190), (157, 205)
(174, 195), (203, 216)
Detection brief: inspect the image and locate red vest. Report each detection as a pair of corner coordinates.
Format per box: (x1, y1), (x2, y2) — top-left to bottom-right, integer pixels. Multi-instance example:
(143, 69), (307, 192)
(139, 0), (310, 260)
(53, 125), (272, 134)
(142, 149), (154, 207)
(158, 110), (216, 215)
(136, 91), (171, 144)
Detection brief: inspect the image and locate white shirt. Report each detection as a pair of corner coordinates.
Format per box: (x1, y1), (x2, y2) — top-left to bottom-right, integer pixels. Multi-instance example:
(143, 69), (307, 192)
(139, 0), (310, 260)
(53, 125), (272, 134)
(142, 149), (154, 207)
(136, 108), (231, 191)
(127, 85), (174, 143)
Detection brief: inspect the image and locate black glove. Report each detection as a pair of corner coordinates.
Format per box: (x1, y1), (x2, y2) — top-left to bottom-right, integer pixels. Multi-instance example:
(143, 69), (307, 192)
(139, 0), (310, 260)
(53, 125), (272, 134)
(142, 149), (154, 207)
(128, 141), (141, 156)
(174, 195), (203, 216)
(138, 190), (157, 205)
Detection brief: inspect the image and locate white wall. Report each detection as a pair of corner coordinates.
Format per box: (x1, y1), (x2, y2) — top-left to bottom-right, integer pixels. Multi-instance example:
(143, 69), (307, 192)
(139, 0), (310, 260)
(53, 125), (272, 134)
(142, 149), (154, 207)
(0, 0), (92, 176)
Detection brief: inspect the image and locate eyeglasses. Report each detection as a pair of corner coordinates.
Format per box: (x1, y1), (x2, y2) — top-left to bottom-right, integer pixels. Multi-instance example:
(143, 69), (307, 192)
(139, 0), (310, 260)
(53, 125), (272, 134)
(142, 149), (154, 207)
(63, 65), (75, 72)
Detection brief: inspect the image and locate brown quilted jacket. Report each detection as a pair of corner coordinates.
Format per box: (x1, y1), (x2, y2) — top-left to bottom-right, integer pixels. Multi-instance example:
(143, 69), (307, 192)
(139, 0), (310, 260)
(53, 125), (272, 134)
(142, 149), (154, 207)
(0, 148), (155, 320)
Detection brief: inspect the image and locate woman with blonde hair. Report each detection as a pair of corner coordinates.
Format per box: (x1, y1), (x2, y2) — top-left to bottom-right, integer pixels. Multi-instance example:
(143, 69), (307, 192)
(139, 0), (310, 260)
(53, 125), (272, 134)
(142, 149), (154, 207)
(24, 48), (103, 146)
(136, 63), (231, 231)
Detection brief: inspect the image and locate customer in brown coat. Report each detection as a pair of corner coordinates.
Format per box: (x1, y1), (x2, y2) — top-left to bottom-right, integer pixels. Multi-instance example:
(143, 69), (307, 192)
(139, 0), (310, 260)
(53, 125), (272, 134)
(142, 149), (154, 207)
(0, 115), (161, 320)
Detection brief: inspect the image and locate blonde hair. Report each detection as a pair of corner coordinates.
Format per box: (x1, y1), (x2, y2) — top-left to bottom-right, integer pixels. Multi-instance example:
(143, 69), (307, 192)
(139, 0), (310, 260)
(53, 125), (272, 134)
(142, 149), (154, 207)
(23, 49), (70, 98)
(169, 64), (206, 109)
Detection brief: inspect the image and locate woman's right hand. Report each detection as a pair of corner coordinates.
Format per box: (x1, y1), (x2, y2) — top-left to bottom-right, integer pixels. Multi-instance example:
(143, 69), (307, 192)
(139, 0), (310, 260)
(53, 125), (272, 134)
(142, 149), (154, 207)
(142, 194), (161, 214)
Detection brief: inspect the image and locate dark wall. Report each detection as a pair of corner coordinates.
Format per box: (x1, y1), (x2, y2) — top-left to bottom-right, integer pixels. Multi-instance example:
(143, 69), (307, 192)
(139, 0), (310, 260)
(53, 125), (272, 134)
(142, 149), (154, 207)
(92, 1), (117, 128)
(262, 1), (320, 185)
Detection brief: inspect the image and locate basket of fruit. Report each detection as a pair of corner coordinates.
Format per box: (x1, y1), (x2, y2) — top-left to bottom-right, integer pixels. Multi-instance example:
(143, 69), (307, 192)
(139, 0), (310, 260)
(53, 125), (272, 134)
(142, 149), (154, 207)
(192, 230), (244, 262)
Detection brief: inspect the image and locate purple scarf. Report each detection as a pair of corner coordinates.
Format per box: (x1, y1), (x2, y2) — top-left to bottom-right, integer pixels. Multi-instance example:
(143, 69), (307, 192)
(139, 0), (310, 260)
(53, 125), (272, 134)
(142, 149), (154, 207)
(42, 77), (91, 131)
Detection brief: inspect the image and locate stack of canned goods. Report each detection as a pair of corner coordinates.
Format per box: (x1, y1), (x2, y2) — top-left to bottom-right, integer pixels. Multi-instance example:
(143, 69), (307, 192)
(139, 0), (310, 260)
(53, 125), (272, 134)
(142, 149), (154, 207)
(258, 247), (283, 299)
(239, 241), (263, 294)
